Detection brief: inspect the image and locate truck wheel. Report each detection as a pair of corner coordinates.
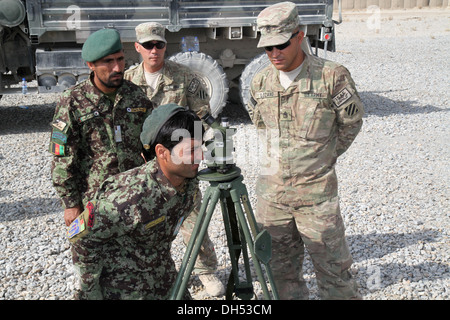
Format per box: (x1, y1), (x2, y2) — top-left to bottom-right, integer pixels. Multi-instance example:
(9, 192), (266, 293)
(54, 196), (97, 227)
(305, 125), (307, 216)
(169, 52), (228, 117)
(239, 53), (270, 111)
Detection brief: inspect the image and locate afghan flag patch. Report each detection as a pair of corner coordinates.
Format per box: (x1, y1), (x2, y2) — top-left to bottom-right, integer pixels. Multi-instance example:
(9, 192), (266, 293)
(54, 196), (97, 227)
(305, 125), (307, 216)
(50, 142), (65, 156)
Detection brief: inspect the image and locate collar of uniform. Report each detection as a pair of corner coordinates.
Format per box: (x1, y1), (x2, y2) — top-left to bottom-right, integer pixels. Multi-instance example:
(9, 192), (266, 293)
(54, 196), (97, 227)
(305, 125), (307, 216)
(270, 52), (311, 92)
(297, 53), (311, 92)
(160, 59), (177, 85)
(148, 159), (182, 200)
(134, 62), (150, 86)
(138, 60), (173, 87)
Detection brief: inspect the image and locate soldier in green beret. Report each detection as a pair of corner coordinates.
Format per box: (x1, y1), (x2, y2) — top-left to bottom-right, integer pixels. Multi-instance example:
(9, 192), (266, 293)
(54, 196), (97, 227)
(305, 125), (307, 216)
(68, 105), (205, 299)
(125, 22), (224, 297)
(247, 2), (363, 299)
(49, 28), (153, 227)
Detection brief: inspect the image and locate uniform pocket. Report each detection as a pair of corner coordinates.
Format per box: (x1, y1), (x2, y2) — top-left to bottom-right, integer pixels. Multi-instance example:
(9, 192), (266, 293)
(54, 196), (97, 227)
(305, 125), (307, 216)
(79, 112), (110, 152)
(294, 98), (335, 141)
(306, 102), (336, 140)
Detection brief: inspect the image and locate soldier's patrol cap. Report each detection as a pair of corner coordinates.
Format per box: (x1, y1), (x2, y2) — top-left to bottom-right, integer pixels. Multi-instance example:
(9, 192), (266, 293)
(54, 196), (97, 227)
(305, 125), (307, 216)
(141, 104), (187, 150)
(81, 28), (123, 62)
(135, 22), (167, 44)
(256, 1), (300, 48)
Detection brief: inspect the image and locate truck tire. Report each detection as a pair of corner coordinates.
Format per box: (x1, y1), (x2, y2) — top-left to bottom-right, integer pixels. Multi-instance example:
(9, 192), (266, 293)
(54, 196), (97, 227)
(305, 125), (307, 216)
(239, 53), (270, 111)
(168, 52), (228, 117)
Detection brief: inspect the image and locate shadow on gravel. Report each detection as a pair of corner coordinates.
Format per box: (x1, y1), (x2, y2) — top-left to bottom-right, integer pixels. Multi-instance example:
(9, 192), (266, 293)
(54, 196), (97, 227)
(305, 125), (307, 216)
(0, 194), (61, 223)
(348, 229), (449, 288)
(0, 103), (56, 135)
(360, 91), (448, 117)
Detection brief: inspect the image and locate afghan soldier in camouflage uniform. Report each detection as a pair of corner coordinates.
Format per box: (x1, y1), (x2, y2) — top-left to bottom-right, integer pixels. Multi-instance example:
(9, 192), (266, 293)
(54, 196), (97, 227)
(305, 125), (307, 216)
(50, 29), (153, 227)
(124, 22), (224, 297)
(67, 105), (204, 299)
(248, 2), (363, 299)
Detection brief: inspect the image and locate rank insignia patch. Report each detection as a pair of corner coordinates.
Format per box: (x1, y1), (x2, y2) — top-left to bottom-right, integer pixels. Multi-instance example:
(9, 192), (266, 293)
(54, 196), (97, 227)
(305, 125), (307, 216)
(145, 215), (166, 230)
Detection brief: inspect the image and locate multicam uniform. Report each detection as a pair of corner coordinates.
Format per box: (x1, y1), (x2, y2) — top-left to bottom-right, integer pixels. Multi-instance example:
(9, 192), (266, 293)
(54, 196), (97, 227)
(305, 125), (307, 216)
(125, 60), (217, 275)
(249, 53), (364, 299)
(49, 75), (152, 209)
(68, 159), (197, 299)
(124, 60), (209, 118)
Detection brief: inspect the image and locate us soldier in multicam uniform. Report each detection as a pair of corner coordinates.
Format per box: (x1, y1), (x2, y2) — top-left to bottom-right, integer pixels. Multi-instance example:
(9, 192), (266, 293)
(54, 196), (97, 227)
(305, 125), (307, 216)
(67, 105), (204, 299)
(124, 22), (224, 297)
(50, 28), (153, 227)
(248, 2), (363, 299)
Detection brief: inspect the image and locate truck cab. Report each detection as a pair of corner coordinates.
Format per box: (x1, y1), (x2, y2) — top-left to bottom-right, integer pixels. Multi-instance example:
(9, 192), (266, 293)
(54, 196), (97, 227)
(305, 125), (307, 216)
(0, 0), (339, 115)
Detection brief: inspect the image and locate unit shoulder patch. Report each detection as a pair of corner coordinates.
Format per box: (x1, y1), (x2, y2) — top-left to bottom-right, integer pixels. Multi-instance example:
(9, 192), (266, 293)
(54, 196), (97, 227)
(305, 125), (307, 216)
(332, 88), (352, 108)
(187, 78), (200, 95)
(67, 215), (86, 240)
(345, 103), (359, 117)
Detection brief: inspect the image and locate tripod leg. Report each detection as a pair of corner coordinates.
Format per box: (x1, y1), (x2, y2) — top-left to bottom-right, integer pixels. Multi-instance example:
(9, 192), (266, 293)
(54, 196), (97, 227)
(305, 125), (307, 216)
(220, 194), (254, 300)
(229, 178), (280, 300)
(170, 185), (221, 300)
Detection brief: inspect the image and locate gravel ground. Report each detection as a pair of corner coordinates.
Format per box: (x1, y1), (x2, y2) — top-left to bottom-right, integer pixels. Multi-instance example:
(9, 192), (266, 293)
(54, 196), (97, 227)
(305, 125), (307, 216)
(0, 8), (448, 300)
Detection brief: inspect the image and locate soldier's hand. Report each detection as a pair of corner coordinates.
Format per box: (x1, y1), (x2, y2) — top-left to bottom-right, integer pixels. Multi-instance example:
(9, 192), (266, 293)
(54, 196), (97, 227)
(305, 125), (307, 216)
(64, 206), (82, 226)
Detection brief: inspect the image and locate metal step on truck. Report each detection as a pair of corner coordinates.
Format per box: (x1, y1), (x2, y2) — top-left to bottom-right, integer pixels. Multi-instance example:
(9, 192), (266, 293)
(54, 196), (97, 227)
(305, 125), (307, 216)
(0, 0), (341, 116)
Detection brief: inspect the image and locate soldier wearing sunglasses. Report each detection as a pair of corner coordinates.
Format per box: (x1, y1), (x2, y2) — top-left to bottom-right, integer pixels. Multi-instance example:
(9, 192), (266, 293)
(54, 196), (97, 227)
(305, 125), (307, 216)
(247, 2), (364, 300)
(124, 22), (225, 298)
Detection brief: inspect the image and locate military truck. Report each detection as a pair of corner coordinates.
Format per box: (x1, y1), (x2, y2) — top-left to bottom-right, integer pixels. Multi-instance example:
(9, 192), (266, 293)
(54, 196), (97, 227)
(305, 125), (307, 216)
(0, 0), (341, 116)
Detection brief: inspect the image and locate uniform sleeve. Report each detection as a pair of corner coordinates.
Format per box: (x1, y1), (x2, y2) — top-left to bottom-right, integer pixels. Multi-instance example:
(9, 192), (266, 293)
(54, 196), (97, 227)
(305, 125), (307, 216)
(331, 66), (364, 156)
(50, 94), (82, 208)
(68, 192), (136, 299)
(185, 72), (211, 118)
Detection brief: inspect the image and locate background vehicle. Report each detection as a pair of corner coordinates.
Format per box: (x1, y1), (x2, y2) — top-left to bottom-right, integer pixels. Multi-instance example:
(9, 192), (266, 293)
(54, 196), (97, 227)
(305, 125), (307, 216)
(0, 0), (339, 116)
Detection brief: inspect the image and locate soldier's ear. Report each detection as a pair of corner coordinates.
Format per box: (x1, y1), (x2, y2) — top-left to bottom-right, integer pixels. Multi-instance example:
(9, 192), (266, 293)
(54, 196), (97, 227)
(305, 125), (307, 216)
(155, 144), (169, 162)
(86, 61), (95, 71)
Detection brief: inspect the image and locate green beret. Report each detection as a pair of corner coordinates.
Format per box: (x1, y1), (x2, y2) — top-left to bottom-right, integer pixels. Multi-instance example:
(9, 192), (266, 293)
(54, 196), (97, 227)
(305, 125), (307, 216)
(140, 104), (187, 149)
(82, 28), (123, 62)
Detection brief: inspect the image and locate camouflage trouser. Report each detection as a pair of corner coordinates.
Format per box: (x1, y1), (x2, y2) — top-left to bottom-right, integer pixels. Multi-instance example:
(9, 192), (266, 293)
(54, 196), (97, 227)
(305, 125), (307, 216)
(180, 190), (218, 275)
(256, 196), (361, 300)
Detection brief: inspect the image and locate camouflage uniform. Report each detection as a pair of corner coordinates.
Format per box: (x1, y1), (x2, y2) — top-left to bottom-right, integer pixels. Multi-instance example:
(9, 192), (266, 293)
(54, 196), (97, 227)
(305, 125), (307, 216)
(250, 53), (363, 300)
(50, 74), (152, 209)
(125, 30), (217, 278)
(68, 159), (197, 299)
(248, 2), (363, 300)
(124, 60), (209, 119)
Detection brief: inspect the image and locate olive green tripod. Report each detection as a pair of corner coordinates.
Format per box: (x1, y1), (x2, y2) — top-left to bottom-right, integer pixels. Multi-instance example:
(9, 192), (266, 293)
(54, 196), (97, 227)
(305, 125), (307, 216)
(169, 165), (279, 300)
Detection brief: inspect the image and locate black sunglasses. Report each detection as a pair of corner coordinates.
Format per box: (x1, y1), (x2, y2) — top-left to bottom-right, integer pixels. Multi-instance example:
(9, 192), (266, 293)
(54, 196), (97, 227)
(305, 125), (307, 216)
(264, 31), (299, 52)
(140, 41), (166, 50)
